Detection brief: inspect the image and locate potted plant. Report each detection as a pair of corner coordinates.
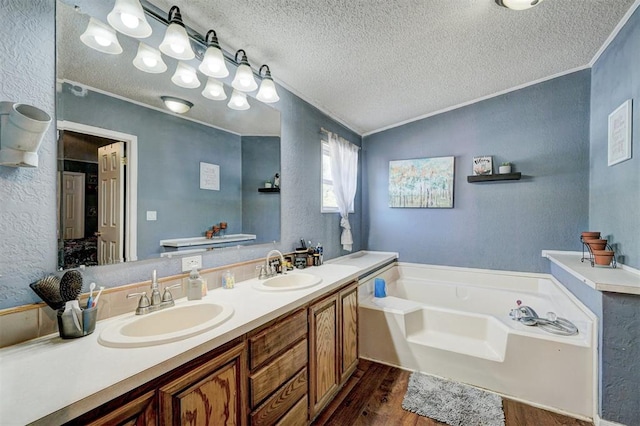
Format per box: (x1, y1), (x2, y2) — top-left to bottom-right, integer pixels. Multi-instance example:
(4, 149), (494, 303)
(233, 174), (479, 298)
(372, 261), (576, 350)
(499, 162), (512, 174)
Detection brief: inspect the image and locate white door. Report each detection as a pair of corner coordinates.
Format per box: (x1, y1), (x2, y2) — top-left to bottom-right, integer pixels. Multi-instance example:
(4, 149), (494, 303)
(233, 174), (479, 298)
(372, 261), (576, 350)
(97, 142), (124, 265)
(62, 172), (85, 239)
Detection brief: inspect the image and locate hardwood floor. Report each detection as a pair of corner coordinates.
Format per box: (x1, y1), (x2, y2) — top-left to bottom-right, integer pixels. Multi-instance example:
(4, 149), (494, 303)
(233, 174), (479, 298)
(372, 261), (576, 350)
(312, 359), (592, 426)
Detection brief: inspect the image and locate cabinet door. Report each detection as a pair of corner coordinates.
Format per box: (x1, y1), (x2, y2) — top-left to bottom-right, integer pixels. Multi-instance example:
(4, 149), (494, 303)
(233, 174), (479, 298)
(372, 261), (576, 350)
(308, 295), (339, 419)
(339, 283), (359, 383)
(159, 343), (247, 426)
(87, 391), (157, 426)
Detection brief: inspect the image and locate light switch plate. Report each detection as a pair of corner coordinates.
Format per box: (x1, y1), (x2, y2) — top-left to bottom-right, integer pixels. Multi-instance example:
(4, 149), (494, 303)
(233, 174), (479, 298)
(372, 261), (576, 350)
(181, 255), (202, 272)
(146, 211), (157, 221)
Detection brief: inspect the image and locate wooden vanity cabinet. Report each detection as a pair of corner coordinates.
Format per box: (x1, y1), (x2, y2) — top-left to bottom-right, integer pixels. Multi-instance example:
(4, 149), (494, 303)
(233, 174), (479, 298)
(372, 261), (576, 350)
(309, 281), (358, 421)
(68, 339), (247, 426)
(86, 391), (156, 426)
(247, 309), (309, 426)
(158, 342), (247, 425)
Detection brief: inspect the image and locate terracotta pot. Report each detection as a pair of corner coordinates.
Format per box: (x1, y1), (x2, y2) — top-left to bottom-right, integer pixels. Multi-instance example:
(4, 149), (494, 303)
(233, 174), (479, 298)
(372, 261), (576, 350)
(581, 231), (600, 239)
(584, 238), (607, 251)
(592, 250), (614, 266)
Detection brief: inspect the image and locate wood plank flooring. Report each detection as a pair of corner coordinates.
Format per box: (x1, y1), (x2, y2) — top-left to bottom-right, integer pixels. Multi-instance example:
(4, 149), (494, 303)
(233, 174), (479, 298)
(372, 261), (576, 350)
(313, 359), (592, 426)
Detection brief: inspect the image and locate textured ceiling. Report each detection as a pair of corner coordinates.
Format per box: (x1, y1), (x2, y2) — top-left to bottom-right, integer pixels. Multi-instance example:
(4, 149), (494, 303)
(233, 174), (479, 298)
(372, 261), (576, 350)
(61, 0), (637, 135)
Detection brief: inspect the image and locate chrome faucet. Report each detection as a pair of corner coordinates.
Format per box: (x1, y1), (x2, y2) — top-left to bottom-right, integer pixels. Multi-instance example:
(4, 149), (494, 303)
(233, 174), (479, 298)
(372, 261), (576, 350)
(264, 249), (286, 278)
(127, 270), (180, 315)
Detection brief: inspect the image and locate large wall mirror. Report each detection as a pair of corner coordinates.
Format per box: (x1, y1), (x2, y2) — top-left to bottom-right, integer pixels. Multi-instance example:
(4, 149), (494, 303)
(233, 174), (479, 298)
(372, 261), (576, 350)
(56, 0), (281, 269)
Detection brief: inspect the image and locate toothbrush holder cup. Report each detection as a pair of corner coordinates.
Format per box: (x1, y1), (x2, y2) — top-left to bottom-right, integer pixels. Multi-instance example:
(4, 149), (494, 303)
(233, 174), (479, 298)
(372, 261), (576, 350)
(57, 305), (98, 339)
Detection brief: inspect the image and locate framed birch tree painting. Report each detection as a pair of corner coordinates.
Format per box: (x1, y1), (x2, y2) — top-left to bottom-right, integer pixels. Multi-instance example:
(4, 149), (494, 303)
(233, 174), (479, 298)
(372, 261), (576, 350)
(389, 156), (454, 208)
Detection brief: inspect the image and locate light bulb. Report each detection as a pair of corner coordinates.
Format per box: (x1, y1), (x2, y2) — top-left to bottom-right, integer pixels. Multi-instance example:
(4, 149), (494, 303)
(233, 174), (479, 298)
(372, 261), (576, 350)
(171, 43), (185, 54)
(142, 56), (157, 67)
(133, 42), (166, 73)
(120, 13), (139, 29)
(94, 35), (111, 47)
(107, 0), (151, 38)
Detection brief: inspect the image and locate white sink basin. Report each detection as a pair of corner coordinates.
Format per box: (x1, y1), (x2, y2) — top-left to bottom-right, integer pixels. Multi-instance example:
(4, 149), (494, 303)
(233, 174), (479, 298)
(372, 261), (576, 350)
(99, 300), (234, 348)
(253, 272), (322, 291)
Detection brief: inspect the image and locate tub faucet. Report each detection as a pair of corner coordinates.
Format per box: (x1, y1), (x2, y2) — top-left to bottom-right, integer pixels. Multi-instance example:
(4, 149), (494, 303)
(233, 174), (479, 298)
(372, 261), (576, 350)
(509, 301), (539, 326)
(265, 249), (286, 278)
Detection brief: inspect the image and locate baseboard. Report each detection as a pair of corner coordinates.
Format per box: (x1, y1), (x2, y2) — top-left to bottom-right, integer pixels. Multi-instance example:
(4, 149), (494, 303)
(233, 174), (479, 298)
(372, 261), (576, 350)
(596, 415), (627, 426)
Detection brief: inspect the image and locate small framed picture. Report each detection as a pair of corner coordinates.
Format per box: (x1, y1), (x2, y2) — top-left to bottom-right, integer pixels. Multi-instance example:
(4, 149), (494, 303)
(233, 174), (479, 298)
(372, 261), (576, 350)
(472, 156), (493, 175)
(608, 99), (632, 166)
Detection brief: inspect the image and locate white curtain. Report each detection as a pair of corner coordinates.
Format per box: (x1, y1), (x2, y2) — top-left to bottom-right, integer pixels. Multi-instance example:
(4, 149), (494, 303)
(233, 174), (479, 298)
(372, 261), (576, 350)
(328, 132), (359, 251)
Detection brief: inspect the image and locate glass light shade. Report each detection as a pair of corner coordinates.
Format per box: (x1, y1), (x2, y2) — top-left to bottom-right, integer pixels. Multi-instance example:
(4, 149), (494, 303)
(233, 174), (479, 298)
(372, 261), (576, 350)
(159, 23), (195, 60)
(498, 0), (544, 10)
(133, 43), (167, 73)
(171, 62), (200, 89)
(202, 78), (227, 101)
(228, 90), (250, 110)
(199, 46), (229, 78)
(232, 63), (258, 92)
(256, 77), (280, 103)
(107, 0), (152, 38)
(161, 96), (193, 114)
(80, 17), (123, 55)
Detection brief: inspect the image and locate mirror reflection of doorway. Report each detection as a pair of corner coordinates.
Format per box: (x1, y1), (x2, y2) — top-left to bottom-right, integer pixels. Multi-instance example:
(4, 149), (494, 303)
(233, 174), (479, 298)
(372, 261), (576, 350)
(58, 130), (125, 268)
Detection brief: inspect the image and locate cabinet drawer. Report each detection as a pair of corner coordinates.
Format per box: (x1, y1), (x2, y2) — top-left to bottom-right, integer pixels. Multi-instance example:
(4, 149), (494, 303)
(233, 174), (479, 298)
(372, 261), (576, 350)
(249, 309), (307, 370)
(250, 338), (308, 407)
(250, 368), (307, 426)
(276, 396), (308, 426)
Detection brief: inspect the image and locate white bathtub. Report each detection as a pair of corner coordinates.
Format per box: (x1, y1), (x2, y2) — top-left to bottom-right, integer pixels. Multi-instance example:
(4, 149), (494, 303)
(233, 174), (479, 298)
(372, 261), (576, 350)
(359, 262), (597, 419)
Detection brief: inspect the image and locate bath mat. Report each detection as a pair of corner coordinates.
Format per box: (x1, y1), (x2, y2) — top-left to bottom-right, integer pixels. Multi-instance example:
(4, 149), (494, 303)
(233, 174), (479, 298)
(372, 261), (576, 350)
(402, 372), (505, 426)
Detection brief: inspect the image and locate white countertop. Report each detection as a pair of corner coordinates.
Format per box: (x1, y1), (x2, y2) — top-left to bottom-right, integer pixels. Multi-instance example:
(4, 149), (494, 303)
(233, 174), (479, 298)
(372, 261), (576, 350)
(542, 250), (640, 295)
(0, 251), (397, 425)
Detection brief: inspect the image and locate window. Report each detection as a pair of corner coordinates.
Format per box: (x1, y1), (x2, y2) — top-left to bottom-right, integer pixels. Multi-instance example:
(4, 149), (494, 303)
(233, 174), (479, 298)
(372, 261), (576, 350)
(321, 140), (354, 213)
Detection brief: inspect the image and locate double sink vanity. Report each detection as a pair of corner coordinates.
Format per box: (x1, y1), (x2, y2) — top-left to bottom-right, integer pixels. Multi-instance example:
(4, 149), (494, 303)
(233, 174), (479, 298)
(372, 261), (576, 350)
(0, 251), (397, 425)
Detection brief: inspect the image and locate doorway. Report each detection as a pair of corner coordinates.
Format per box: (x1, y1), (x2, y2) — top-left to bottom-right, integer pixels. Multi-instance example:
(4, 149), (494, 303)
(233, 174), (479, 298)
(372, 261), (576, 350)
(57, 121), (138, 269)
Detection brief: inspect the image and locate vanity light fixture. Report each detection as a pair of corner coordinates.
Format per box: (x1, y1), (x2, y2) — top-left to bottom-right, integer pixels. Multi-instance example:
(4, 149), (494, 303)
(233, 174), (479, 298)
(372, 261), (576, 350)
(159, 6), (195, 60)
(256, 65), (280, 103)
(133, 43), (167, 73)
(231, 50), (258, 92)
(199, 30), (229, 78)
(161, 96), (193, 114)
(202, 78), (227, 101)
(107, 0), (152, 38)
(495, 0), (544, 10)
(80, 17), (123, 55)
(171, 62), (201, 89)
(227, 89), (250, 110)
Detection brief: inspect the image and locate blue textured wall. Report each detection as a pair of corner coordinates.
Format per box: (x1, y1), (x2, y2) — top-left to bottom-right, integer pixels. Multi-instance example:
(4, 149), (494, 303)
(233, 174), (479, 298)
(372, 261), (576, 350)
(59, 85), (244, 260)
(0, 4), (361, 309)
(242, 136), (281, 244)
(0, 0), (57, 308)
(363, 71), (591, 273)
(589, 7), (640, 269)
(588, 6), (640, 425)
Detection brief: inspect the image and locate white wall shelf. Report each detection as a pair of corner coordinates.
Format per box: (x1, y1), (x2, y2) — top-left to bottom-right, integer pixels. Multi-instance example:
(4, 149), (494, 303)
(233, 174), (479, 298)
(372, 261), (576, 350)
(542, 250), (640, 295)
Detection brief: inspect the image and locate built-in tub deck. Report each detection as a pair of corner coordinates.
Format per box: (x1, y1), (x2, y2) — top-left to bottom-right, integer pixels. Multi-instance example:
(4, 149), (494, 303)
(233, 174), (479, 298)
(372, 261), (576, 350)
(359, 263), (596, 420)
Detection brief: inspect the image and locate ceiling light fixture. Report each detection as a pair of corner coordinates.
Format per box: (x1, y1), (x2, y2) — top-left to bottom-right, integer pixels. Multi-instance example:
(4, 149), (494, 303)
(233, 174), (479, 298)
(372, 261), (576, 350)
(133, 42), (167, 73)
(256, 65), (280, 103)
(80, 17), (123, 55)
(107, 0), (152, 38)
(495, 0), (544, 10)
(199, 30), (229, 78)
(171, 62), (200, 89)
(202, 78), (227, 101)
(159, 6), (195, 60)
(231, 50), (258, 92)
(227, 89), (250, 110)
(161, 96), (193, 114)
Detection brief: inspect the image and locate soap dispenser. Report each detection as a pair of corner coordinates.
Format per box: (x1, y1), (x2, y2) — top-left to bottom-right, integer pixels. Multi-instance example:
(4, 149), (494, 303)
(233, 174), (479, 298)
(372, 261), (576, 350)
(187, 268), (203, 300)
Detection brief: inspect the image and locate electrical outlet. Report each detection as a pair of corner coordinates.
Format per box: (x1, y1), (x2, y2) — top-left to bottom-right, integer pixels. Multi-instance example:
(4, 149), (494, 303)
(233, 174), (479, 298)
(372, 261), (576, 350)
(181, 255), (202, 272)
